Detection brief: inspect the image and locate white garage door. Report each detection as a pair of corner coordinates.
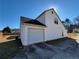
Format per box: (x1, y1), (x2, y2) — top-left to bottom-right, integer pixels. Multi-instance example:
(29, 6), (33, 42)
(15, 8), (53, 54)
(28, 28), (44, 45)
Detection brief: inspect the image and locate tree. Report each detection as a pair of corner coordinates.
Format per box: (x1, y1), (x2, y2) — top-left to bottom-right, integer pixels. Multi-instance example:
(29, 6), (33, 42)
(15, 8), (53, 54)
(2, 26), (11, 34)
(75, 16), (79, 26)
(64, 18), (73, 33)
(65, 18), (71, 28)
(73, 16), (79, 29)
(65, 18), (71, 25)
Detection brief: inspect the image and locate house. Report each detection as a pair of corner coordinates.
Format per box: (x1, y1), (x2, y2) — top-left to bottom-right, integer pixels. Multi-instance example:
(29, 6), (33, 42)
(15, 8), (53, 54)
(11, 29), (20, 35)
(73, 28), (79, 33)
(20, 8), (68, 46)
(71, 25), (79, 33)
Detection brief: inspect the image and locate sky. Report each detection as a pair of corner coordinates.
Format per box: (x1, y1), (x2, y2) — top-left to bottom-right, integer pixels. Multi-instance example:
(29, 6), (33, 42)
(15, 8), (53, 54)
(0, 0), (79, 30)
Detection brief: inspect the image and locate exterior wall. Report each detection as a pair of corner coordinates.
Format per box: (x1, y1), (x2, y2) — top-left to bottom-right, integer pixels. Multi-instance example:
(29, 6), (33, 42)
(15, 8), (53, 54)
(21, 24), (45, 46)
(36, 13), (45, 24)
(54, 11), (68, 37)
(44, 9), (67, 41)
(20, 24), (28, 45)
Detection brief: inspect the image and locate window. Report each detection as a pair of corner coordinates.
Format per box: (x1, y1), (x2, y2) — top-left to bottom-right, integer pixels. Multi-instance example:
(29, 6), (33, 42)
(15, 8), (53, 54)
(54, 18), (58, 24)
(54, 20), (58, 24)
(52, 11), (53, 14)
(62, 32), (64, 36)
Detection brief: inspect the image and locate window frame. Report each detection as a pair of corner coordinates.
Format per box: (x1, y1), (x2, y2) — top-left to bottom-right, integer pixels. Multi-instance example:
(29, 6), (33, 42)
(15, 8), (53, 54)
(54, 17), (58, 24)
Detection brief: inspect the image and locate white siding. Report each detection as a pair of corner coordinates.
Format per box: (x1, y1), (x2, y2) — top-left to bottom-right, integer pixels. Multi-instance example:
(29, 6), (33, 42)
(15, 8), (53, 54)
(45, 9), (67, 41)
(54, 12), (68, 37)
(36, 13), (45, 24)
(21, 24), (45, 46)
(20, 24), (28, 45)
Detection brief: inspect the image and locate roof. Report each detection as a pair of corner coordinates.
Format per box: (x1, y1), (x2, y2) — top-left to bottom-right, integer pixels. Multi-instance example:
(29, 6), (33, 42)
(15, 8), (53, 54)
(20, 8), (65, 28)
(20, 16), (46, 26)
(36, 8), (54, 19)
(24, 20), (46, 26)
(20, 8), (55, 26)
(20, 16), (32, 23)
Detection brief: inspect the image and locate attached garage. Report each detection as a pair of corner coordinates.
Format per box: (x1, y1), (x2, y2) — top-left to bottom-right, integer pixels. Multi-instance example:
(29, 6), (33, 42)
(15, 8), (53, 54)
(20, 17), (46, 46)
(28, 28), (44, 45)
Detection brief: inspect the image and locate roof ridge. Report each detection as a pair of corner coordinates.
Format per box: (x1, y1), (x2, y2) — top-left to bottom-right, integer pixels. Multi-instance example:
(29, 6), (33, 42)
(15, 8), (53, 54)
(36, 8), (54, 19)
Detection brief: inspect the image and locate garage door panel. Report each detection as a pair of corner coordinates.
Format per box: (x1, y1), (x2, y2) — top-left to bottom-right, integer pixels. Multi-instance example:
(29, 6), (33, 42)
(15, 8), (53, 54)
(28, 28), (44, 45)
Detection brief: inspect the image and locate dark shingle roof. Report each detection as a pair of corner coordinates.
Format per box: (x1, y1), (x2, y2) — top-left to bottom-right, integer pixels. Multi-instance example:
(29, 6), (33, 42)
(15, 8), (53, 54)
(20, 16), (32, 23)
(20, 16), (46, 26)
(24, 20), (46, 26)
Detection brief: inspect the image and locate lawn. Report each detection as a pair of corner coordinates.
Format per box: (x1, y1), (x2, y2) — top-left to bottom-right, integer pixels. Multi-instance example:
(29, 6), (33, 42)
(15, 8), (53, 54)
(68, 33), (79, 43)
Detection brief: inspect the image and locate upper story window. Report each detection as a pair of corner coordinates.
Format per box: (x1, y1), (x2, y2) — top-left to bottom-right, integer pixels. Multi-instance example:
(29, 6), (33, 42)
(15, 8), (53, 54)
(52, 11), (53, 14)
(54, 18), (58, 24)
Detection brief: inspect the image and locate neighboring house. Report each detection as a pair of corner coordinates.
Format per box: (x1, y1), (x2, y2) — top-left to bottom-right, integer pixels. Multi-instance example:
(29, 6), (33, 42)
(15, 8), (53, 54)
(73, 28), (79, 33)
(11, 29), (20, 35)
(20, 8), (68, 46)
(72, 25), (79, 33)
